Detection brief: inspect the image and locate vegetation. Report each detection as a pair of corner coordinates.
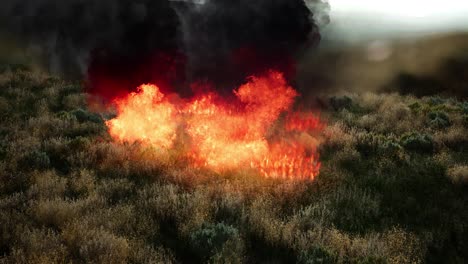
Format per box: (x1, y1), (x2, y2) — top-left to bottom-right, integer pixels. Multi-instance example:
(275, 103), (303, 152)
(0, 67), (467, 263)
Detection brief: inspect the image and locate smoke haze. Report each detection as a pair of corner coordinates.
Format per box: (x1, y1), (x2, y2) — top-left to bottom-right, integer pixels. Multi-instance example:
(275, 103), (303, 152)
(1, 0), (329, 98)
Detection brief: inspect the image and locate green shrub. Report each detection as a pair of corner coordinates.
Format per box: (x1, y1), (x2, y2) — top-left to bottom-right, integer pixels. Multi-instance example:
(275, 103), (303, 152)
(18, 150), (50, 170)
(408, 102), (422, 112)
(428, 111), (451, 129)
(401, 132), (434, 154)
(428, 96), (445, 106)
(190, 222), (239, 260)
(459, 102), (468, 114)
(355, 133), (403, 158)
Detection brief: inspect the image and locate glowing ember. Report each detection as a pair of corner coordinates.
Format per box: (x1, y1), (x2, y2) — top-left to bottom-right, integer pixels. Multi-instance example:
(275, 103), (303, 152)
(106, 71), (323, 180)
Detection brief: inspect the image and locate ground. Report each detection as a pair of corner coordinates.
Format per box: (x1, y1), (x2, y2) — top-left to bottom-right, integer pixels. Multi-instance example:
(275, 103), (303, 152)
(0, 66), (467, 263)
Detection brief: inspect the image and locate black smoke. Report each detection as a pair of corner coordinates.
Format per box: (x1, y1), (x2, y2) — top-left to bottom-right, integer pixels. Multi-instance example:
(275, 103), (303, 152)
(1, 0), (329, 99)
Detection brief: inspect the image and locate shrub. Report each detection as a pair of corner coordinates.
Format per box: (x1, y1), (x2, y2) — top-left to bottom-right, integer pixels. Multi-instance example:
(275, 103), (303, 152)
(459, 102), (468, 114)
(428, 111), (451, 129)
(43, 138), (72, 174)
(355, 133), (403, 159)
(400, 132), (434, 154)
(56, 111), (77, 122)
(68, 169), (96, 198)
(427, 96), (446, 106)
(190, 222), (239, 260)
(18, 150), (51, 171)
(62, 94), (86, 110)
(409, 102), (422, 112)
(447, 165), (468, 185)
(68, 136), (91, 150)
(27, 170), (67, 200)
(355, 133), (381, 157)
(434, 126), (468, 151)
(78, 229), (130, 264)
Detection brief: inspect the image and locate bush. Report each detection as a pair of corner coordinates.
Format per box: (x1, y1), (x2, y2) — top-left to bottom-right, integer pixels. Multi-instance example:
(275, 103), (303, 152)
(428, 111), (451, 129)
(459, 102), (468, 114)
(78, 229), (130, 264)
(428, 96), (446, 106)
(190, 222), (239, 260)
(401, 132), (434, 154)
(355, 133), (381, 157)
(18, 150), (51, 170)
(434, 126), (468, 151)
(355, 133), (403, 159)
(447, 165), (468, 185)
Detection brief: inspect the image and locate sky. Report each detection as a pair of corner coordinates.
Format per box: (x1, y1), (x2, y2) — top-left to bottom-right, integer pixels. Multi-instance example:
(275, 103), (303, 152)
(325, 0), (468, 44)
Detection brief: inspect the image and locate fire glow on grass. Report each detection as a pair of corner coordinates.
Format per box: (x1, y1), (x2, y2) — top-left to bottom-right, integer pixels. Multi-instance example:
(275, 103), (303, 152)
(106, 71), (323, 180)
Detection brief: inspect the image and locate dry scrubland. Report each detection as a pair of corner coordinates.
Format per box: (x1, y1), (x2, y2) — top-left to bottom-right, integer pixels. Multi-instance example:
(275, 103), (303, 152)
(0, 66), (467, 264)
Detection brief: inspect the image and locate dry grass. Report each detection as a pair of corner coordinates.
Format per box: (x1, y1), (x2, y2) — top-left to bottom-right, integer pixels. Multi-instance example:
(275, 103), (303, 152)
(0, 68), (467, 263)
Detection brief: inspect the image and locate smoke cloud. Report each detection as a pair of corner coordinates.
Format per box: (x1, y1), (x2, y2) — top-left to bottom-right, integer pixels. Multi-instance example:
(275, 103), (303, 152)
(1, 0), (329, 99)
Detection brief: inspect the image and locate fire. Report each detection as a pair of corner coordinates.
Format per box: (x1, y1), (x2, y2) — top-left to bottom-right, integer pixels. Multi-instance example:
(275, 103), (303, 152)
(259, 142), (321, 180)
(106, 84), (178, 149)
(106, 71), (323, 180)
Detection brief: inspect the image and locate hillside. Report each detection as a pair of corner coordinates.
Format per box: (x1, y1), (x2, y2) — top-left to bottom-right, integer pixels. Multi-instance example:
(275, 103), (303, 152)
(0, 66), (467, 263)
(298, 33), (468, 98)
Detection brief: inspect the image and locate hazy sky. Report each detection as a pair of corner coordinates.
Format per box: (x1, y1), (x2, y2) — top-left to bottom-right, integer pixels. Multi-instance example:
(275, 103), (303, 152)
(326, 0), (468, 44)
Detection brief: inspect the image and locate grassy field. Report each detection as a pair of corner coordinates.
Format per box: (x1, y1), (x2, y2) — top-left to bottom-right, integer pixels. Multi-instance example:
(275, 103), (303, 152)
(0, 66), (467, 263)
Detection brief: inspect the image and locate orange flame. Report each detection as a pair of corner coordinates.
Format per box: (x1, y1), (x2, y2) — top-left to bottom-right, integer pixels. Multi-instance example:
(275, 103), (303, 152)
(106, 71), (323, 180)
(106, 84), (178, 149)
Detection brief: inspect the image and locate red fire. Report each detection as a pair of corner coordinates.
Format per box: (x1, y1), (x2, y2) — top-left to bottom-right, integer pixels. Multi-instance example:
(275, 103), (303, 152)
(106, 71), (322, 180)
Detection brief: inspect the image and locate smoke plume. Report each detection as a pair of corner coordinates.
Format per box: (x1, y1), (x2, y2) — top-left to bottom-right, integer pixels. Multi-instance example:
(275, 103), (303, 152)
(1, 0), (329, 99)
